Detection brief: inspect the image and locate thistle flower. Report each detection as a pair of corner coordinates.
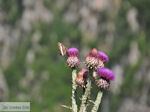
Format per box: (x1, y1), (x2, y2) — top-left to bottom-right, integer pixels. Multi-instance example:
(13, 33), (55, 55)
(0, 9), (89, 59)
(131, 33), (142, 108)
(96, 67), (114, 90)
(97, 51), (109, 63)
(85, 48), (99, 69)
(97, 67), (114, 80)
(67, 48), (79, 57)
(75, 68), (88, 87)
(66, 48), (80, 68)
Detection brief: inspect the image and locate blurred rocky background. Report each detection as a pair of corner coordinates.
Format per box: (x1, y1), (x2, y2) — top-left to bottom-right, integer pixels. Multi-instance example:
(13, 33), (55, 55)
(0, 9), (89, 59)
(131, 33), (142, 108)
(0, 0), (150, 112)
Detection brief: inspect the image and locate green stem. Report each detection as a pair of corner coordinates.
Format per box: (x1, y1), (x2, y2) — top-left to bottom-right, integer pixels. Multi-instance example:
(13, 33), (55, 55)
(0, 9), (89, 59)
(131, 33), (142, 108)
(79, 78), (91, 112)
(91, 91), (103, 112)
(72, 69), (78, 112)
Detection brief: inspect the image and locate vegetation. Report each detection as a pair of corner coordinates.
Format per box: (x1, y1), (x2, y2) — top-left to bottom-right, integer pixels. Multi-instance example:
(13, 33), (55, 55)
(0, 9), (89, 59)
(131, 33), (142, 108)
(0, 0), (149, 112)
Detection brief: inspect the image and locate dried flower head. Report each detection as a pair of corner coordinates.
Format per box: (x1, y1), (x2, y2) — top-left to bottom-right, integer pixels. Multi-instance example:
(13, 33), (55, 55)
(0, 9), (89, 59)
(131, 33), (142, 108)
(67, 56), (80, 68)
(97, 51), (109, 63)
(85, 48), (99, 69)
(67, 48), (79, 57)
(75, 68), (88, 87)
(97, 67), (114, 81)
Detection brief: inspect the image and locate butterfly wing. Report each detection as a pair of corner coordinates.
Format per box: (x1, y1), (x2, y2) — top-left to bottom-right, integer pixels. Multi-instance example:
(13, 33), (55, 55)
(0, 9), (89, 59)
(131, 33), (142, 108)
(58, 42), (67, 56)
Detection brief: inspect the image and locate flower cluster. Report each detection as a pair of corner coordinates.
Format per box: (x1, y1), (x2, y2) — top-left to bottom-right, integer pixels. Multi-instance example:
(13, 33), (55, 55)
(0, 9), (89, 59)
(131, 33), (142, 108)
(66, 47), (114, 90)
(85, 48), (114, 90)
(58, 42), (115, 112)
(58, 43), (114, 90)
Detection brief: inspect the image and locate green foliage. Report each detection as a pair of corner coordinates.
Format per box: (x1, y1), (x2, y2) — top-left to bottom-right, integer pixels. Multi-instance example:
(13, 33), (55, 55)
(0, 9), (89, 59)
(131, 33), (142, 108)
(2, 0), (150, 111)
(0, 0), (22, 24)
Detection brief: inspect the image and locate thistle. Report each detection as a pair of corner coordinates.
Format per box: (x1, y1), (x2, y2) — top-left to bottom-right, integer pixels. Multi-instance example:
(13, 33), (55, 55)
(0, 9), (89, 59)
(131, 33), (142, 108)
(85, 48), (99, 69)
(66, 48), (80, 68)
(58, 42), (115, 112)
(75, 68), (88, 88)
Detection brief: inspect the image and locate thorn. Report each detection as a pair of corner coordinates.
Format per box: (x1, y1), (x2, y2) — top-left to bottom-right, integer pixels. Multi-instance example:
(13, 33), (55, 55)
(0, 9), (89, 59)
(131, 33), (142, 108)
(61, 105), (72, 110)
(89, 100), (95, 104)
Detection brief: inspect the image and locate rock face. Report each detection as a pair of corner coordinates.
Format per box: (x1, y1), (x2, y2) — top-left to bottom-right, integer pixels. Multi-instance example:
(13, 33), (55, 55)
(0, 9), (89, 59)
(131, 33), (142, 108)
(0, 0), (150, 112)
(118, 99), (150, 112)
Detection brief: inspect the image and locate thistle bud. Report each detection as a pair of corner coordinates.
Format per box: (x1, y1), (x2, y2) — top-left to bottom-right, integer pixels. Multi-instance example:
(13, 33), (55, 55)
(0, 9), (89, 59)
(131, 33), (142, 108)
(75, 68), (88, 87)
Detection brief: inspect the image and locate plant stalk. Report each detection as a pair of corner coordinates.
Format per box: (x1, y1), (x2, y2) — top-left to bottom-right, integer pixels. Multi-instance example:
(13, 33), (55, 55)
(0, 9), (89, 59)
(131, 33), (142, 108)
(72, 69), (78, 112)
(79, 77), (91, 112)
(91, 91), (103, 112)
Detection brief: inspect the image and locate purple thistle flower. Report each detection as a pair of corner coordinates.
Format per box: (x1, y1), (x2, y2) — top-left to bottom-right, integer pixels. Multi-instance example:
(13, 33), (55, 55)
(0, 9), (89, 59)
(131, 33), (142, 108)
(67, 48), (79, 57)
(98, 51), (109, 63)
(97, 67), (114, 80)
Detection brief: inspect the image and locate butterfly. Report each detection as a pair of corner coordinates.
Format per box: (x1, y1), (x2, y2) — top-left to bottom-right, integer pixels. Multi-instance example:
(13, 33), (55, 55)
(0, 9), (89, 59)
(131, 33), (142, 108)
(58, 42), (68, 56)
